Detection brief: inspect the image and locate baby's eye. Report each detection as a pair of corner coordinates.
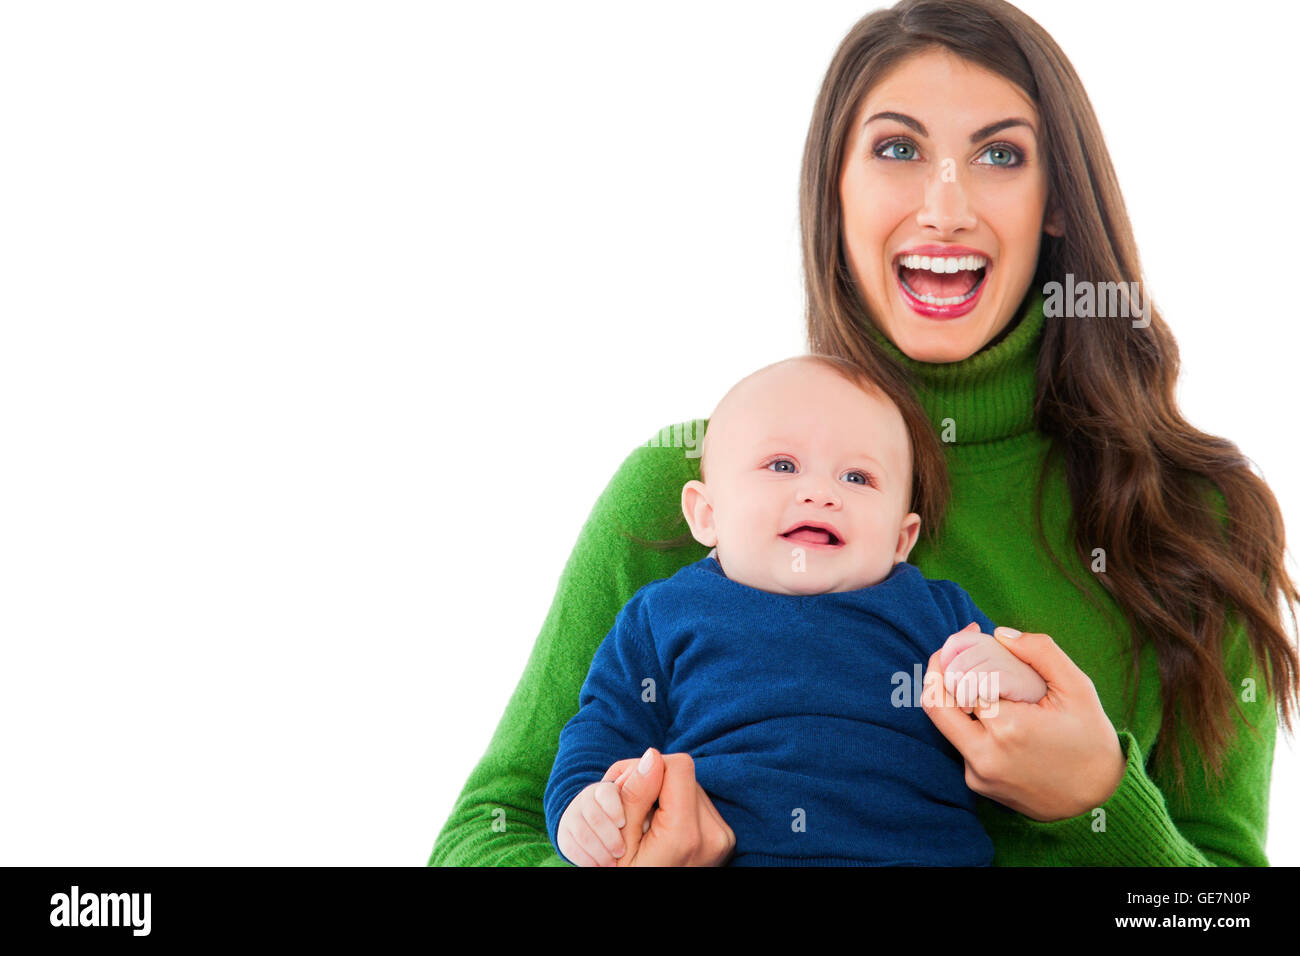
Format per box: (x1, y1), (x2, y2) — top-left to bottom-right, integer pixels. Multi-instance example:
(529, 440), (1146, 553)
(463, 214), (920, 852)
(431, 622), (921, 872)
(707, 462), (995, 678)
(767, 459), (796, 474)
(843, 470), (875, 487)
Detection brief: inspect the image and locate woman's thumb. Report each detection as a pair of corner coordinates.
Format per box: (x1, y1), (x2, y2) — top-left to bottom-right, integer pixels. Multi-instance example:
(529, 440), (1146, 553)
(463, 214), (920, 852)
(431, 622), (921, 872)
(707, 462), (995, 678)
(992, 628), (1075, 689)
(617, 748), (664, 848)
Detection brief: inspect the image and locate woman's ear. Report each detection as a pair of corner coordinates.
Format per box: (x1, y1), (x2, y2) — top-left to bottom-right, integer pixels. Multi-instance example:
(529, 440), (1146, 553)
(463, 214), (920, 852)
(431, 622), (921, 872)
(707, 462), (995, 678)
(1044, 203), (1065, 238)
(681, 480), (718, 548)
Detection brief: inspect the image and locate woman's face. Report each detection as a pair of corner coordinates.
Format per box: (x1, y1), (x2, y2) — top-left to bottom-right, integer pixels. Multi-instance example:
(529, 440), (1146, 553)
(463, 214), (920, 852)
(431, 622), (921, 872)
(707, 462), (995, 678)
(839, 48), (1063, 363)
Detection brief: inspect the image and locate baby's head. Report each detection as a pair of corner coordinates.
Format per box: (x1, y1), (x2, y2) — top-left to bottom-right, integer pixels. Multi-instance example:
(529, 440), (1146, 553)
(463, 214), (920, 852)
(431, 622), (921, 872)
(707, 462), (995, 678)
(682, 355), (943, 595)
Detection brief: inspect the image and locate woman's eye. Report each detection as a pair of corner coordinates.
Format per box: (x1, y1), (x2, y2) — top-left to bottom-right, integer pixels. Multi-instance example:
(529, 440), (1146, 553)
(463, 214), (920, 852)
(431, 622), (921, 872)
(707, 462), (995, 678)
(768, 459), (796, 474)
(975, 143), (1023, 167)
(874, 138), (918, 161)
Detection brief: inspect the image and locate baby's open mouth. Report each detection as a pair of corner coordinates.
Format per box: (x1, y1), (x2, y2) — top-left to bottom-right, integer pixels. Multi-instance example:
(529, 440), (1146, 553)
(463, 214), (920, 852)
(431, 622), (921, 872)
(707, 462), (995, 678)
(782, 526), (842, 547)
(894, 253), (989, 307)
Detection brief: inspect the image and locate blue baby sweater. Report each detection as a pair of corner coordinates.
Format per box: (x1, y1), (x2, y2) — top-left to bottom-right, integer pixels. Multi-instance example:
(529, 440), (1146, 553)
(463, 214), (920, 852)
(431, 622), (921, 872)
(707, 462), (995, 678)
(543, 554), (999, 866)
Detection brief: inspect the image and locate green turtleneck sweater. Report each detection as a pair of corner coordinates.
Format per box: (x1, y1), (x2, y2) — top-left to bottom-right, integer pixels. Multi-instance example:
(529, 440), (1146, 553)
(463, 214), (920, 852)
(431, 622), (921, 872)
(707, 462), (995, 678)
(428, 293), (1276, 866)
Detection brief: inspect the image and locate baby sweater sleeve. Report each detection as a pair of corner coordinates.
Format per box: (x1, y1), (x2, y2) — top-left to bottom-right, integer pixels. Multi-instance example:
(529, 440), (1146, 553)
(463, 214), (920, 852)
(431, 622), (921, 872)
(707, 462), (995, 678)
(928, 576), (998, 637)
(543, 589), (671, 862)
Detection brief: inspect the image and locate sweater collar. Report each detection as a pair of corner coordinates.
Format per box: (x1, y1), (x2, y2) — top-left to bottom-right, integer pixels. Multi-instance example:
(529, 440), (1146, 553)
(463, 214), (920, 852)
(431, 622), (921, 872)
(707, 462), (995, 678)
(861, 290), (1045, 456)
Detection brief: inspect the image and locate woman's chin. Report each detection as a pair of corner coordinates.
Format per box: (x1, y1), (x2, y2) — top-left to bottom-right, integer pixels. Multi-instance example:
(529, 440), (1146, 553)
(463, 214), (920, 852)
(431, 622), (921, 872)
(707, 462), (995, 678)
(883, 295), (1011, 363)
(888, 321), (985, 364)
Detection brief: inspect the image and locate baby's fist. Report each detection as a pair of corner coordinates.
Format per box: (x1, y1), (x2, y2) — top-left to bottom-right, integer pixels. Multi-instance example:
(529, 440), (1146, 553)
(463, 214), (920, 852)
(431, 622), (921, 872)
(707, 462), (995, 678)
(557, 780), (628, 867)
(938, 624), (1047, 713)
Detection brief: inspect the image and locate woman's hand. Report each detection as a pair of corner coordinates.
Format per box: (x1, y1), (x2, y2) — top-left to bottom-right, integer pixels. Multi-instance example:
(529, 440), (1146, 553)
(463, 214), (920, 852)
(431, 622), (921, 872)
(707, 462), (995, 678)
(923, 627), (1127, 822)
(600, 748), (735, 866)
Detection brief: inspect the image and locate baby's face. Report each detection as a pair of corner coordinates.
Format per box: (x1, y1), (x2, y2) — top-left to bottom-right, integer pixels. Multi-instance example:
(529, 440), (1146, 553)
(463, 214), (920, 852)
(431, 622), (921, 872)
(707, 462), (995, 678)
(682, 362), (920, 595)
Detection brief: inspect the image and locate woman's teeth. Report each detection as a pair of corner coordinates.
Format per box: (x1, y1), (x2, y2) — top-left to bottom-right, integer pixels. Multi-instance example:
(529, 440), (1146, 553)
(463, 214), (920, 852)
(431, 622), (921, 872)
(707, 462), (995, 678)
(896, 254), (988, 306)
(904, 285), (982, 306)
(897, 254), (988, 273)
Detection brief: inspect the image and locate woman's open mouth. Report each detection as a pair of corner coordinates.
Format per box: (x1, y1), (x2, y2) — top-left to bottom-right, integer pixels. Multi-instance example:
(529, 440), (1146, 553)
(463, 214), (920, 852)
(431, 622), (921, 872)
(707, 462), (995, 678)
(893, 252), (989, 318)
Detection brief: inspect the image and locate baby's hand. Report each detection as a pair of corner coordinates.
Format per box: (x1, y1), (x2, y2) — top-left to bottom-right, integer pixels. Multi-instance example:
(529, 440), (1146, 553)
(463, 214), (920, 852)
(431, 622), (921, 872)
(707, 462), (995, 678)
(938, 623), (1047, 714)
(557, 778), (630, 867)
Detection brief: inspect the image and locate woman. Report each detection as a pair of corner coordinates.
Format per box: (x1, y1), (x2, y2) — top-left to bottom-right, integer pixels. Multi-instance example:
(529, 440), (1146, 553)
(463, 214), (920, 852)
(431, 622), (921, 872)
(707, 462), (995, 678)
(429, 0), (1299, 866)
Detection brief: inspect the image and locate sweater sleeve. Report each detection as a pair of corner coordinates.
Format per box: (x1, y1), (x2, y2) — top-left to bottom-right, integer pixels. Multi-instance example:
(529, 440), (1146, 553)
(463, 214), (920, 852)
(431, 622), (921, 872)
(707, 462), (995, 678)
(543, 590), (670, 862)
(427, 420), (707, 866)
(930, 577), (998, 636)
(965, 593), (997, 637)
(982, 605), (1277, 866)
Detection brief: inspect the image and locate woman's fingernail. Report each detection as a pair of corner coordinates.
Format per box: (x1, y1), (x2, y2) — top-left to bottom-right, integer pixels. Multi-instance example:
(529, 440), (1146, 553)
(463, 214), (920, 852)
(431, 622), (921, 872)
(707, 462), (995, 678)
(638, 748), (654, 774)
(965, 622), (980, 631)
(995, 626), (1022, 639)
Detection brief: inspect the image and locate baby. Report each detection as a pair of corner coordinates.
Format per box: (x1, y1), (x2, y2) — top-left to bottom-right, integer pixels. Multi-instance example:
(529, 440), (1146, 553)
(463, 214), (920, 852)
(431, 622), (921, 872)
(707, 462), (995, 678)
(544, 355), (1046, 866)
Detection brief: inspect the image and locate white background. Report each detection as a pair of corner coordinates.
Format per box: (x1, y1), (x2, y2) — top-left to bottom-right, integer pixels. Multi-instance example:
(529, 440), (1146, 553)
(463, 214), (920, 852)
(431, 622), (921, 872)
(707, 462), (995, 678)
(1, 0), (1296, 865)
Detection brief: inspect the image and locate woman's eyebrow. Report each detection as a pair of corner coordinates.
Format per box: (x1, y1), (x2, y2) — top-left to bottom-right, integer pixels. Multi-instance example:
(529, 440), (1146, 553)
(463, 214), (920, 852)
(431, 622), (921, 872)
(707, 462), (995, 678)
(970, 117), (1036, 142)
(863, 111), (1037, 142)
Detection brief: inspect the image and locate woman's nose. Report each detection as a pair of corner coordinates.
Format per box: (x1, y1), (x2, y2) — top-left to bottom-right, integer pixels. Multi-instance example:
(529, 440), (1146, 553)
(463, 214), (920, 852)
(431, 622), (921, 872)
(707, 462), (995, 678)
(916, 165), (977, 233)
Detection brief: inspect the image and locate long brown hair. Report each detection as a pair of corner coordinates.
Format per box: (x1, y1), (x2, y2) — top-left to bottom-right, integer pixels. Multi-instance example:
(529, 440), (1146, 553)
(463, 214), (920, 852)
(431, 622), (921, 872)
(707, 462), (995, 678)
(800, 0), (1299, 791)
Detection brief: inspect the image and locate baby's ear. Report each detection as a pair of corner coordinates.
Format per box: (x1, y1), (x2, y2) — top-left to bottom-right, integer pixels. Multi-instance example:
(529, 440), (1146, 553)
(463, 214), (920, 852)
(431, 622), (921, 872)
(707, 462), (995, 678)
(895, 512), (921, 562)
(681, 480), (717, 548)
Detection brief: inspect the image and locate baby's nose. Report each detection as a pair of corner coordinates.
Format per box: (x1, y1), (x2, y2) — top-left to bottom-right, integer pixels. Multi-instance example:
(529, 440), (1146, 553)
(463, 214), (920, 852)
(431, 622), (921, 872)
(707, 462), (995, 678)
(800, 488), (839, 505)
